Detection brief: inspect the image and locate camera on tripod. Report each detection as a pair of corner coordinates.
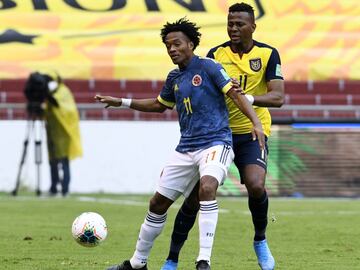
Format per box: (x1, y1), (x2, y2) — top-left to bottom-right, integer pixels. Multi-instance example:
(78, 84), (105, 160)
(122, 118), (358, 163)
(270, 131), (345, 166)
(12, 71), (60, 196)
(24, 72), (59, 119)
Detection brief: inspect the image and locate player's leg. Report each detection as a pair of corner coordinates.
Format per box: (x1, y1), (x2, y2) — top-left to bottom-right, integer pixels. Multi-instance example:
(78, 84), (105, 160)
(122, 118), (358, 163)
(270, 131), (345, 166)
(233, 133), (274, 270)
(243, 164), (267, 241)
(107, 151), (197, 270)
(196, 144), (234, 269)
(162, 183), (200, 270)
(130, 192), (174, 268)
(107, 192), (174, 270)
(196, 174), (218, 270)
(243, 164), (274, 270)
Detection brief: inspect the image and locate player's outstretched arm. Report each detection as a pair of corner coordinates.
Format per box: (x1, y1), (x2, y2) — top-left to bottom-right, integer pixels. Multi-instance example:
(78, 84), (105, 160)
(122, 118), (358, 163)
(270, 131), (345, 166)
(94, 95), (167, 113)
(226, 88), (265, 149)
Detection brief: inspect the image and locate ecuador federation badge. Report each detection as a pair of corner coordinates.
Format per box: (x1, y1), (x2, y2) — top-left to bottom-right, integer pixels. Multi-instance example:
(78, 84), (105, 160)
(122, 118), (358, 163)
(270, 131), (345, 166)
(249, 58), (262, 72)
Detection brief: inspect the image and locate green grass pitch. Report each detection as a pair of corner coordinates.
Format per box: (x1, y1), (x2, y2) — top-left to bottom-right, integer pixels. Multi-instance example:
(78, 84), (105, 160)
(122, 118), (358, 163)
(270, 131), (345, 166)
(0, 193), (359, 270)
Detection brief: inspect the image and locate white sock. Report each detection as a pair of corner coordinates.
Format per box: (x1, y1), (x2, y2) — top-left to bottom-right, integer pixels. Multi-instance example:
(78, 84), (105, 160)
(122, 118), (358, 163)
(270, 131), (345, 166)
(197, 200), (218, 263)
(130, 211), (167, 268)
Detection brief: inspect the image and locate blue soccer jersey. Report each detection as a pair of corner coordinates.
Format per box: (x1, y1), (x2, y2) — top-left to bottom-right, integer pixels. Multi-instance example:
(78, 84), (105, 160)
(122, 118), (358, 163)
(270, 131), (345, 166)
(157, 55), (233, 153)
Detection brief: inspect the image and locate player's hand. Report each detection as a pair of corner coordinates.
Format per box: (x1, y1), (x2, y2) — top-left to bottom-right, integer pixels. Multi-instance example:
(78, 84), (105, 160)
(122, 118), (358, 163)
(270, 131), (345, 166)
(231, 78), (245, 94)
(94, 95), (121, 108)
(251, 122), (265, 150)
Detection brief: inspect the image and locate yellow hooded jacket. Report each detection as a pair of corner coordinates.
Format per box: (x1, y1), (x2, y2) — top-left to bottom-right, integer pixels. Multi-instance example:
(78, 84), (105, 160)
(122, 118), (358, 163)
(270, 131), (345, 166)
(44, 83), (82, 161)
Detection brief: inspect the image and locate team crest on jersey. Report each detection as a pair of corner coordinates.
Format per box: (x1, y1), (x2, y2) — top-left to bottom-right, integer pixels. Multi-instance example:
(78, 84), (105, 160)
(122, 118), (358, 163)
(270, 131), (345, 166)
(192, 74), (202, 86)
(249, 58), (262, 72)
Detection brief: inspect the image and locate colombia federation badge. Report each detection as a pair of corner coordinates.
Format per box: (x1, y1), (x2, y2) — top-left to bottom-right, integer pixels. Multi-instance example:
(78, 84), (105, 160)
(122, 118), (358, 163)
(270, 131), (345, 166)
(192, 74), (202, 86)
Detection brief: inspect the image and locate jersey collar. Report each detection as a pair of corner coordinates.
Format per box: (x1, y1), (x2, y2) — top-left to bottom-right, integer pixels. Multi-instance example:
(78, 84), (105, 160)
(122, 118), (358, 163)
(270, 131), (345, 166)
(179, 55), (199, 71)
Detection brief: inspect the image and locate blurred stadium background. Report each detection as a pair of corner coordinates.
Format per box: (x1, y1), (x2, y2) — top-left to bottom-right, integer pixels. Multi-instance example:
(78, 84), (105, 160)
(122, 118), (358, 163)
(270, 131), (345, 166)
(0, 0), (359, 198)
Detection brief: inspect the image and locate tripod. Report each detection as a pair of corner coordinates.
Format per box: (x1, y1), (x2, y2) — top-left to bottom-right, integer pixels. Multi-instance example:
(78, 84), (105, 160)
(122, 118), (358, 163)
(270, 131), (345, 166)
(12, 118), (44, 196)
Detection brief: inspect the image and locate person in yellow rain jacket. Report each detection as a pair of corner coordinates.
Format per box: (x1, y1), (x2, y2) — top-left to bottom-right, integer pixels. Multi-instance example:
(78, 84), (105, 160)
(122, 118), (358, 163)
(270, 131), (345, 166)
(43, 72), (82, 197)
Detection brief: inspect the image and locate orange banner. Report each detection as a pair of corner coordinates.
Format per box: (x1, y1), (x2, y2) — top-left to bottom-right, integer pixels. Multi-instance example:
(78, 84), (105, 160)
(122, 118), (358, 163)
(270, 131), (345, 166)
(0, 0), (359, 80)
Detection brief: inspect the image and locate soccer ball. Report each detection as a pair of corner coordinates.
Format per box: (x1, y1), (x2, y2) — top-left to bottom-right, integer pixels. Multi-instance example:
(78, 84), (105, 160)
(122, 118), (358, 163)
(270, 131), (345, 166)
(71, 212), (108, 247)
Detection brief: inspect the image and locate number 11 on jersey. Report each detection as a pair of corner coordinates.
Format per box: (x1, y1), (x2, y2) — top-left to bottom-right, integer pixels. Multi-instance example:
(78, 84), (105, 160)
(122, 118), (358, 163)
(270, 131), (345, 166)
(183, 97), (193, 114)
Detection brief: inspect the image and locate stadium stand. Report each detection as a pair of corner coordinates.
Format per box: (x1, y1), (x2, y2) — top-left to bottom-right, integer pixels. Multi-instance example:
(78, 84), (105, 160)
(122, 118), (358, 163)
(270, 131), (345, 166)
(0, 79), (359, 123)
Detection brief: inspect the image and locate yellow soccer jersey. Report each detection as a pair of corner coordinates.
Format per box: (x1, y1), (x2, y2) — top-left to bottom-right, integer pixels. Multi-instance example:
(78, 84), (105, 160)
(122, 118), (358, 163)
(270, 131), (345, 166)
(207, 40), (283, 136)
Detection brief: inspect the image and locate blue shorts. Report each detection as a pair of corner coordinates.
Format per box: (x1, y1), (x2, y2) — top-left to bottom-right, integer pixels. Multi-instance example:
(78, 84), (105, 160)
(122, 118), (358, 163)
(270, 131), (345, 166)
(232, 133), (269, 183)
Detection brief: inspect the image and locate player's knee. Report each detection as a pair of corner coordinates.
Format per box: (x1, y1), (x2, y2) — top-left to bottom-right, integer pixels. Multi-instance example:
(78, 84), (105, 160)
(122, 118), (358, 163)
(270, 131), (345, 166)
(149, 193), (172, 214)
(199, 177), (218, 200)
(247, 181), (265, 198)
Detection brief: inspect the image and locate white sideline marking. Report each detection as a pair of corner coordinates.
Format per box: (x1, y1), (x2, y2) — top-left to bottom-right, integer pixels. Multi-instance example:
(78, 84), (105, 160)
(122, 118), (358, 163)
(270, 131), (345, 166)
(77, 196), (149, 206)
(76, 197), (360, 218)
(76, 196), (230, 213)
(4, 196), (359, 216)
(75, 197), (360, 215)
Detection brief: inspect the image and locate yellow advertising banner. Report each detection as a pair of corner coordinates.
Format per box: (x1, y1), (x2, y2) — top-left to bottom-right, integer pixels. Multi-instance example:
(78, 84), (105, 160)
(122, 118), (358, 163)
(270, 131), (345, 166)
(0, 0), (359, 81)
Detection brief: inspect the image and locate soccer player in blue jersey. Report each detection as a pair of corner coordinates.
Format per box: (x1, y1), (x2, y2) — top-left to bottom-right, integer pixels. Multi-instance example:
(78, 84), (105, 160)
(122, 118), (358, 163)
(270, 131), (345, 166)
(160, 3), (284, 270)
(95, 18), (264, 270)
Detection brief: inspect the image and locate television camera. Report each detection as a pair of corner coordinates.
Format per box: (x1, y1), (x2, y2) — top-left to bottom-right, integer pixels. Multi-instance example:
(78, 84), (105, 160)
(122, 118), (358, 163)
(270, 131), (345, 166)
(12, 71), (59, 196)
(24, 71), (59, 118)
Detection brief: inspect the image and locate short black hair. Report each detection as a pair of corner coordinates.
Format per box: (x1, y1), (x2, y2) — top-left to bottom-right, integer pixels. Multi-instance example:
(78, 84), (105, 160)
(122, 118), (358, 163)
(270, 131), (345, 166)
(160, 17), (201, 50)
(229, 2), (255, 22)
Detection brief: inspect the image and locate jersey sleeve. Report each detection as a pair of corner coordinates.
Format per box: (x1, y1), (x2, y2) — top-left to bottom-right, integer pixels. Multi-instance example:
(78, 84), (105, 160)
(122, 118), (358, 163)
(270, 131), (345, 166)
(206, 48), (215, 59)
(157, 70), (177, 109)
(204, 59), (232, 94)
(265, 48), (284, 81)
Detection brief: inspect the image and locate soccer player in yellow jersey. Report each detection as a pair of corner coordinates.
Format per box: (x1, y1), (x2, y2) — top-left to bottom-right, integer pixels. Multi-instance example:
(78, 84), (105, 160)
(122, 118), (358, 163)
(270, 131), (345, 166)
(161, 3), (284, 270)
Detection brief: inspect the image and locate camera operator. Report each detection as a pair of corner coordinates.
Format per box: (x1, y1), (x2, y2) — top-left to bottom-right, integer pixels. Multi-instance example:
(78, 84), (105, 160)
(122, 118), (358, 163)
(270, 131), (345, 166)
(24, 71), (83, 197)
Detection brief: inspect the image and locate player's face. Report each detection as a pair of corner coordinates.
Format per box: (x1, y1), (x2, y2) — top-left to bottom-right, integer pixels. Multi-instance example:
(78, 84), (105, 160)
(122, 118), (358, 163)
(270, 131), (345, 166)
(227, 11), (255, 45)
(164, 31), (194, 68)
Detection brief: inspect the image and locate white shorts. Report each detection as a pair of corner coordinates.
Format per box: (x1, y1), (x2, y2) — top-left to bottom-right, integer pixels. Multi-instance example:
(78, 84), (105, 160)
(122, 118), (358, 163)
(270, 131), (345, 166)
(157, 144), (234, 201)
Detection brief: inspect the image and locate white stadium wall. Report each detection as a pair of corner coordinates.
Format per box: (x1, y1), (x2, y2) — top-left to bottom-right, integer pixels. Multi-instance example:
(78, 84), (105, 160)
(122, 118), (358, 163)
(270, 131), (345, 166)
(2, 121), (360, 197)
(0, 120), (180, 194)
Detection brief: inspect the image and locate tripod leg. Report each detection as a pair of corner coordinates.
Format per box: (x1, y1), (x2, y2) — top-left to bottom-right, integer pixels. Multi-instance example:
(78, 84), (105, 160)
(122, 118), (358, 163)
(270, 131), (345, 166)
(12, 139), (29, 196)
(34, 120), (43, 196)
(35, 141), (42, 196)
(12, 121), (32, 196)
